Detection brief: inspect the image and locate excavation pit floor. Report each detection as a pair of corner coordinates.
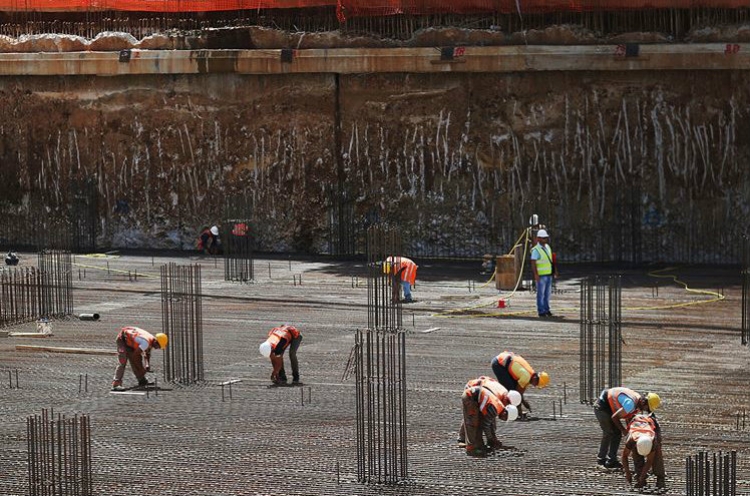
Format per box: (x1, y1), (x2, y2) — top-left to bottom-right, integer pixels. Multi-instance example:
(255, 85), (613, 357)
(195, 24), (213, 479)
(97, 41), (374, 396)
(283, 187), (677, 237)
(1, 253), (748, 495)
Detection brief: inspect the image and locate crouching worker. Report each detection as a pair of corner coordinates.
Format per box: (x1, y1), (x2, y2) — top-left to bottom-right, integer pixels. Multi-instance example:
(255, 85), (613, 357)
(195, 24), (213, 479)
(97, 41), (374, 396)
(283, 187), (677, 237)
(622, 413), (665, 490)
(259, 325), (302, 385)
(458, 376), (522, 449)
(461, 380), (519, 457)
(112, 326), (168, 391)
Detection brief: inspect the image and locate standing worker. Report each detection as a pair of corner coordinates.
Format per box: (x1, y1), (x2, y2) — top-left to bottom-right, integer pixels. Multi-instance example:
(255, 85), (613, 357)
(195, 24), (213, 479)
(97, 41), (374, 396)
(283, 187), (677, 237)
(491, 350), (549, 416)
(461, 381), (519, 457)
(594, 386), (661, 469)
(259, 325), (303, 385)
(385, 256), (418, 303)
(621, 413), (666, 490)
(111, 326), (168, 391)
(531, 228), (557, 317)
(457, 376), (522, 447)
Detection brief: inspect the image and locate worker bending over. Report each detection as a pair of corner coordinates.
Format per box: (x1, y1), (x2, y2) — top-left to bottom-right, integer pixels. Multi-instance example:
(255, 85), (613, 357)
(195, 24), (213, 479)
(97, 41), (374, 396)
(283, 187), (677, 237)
(457, 376), (522, 447)
(491, 350), (549, 416)
(384, 256), (418, 303)
(112, 326), (168, 390)
(461, 380), (519, 457)
(622, 412), (666, 490)
(259, 325), (303, 385)
(594, 386), (661, 469)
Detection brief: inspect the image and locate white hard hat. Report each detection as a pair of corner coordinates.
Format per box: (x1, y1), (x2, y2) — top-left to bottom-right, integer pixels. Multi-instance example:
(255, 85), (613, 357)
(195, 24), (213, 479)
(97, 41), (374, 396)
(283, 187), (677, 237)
(636, 435), (653, 456)
(259, 341), (272, 358)
(537, 229), (549, 238)
(507, 390), (522, 407)
(504, 404), (518, 422)
(210, 226), (219, 236)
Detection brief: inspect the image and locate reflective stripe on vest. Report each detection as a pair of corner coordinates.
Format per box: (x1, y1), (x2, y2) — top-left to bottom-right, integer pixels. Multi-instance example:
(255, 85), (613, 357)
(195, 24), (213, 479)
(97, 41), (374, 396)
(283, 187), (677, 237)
(496, 351), (534, 383)
(532, 244), (553, 276)
(465, 376), (509, 401)
(606, 387), (641, 416)
(267, 325), (299, 352)
(120, 327), (155, 349)
(467, 385), (504, 416)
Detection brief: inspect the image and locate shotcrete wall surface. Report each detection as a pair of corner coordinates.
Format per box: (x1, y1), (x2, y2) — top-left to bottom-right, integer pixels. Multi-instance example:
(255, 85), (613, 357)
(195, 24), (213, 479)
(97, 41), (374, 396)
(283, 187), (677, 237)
(0, 53), (747, 260)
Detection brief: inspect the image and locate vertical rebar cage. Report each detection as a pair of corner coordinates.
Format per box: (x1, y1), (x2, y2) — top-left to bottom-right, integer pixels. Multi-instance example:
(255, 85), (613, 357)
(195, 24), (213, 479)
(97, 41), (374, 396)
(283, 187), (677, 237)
(354, 224), (408, 484)
(579, 275), (622, 403)
(160, 263), (203, 384)
(37, 249), (74, 319)
(223, 194), (254, 282)
(69, 178), (98, 254)
(686, 451), (737, 496)
(27, 410), (93, 496)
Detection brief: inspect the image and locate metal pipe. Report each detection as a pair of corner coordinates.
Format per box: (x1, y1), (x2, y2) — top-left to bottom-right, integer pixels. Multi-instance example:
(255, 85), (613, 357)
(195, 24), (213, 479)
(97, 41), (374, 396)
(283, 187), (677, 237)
(77, 313), (100, 321)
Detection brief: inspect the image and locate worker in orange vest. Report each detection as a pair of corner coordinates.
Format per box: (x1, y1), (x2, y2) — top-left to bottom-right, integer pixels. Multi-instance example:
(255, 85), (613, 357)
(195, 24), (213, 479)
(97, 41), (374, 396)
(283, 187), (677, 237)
(621, 413), (665, 490)
(259, 325), (302, 385)
(491, 350), (549, 416)
(457, 376), (522, 448)
(461, 380), (519, 457)
(594, 387), (661, 469)
(385, 256), (418, 303)
(112, 326), (168, 390)
(197, 225), (221, 255)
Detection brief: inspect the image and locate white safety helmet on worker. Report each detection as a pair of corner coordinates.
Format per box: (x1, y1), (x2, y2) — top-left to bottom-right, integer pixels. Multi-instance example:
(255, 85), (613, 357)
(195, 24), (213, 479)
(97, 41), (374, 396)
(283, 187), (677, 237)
(504, 404), (519, 422)
(507, 390), (522, 407)
(537, 229), (549, 238)
(259, 340), (272, 358)
(636, 435), (654, 456)
(210, 226), (219, 236)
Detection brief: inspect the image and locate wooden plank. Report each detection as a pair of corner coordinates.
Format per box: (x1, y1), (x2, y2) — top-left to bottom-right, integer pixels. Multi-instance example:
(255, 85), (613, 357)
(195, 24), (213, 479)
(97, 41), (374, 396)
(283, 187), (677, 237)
(109, 391), (146, 396)
(8, 332), (53, 338)
(421, 327), (441, 333)
(220, 379), (242, 386)
(15, 345), (116, 355)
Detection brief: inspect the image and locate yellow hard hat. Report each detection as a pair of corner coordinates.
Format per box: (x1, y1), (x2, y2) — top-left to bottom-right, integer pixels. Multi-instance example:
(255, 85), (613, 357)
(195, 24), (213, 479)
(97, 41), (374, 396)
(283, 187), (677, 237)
(155, 333), (169, 349)
(646, 392), (661, 412)
(537, 371), (550, 388)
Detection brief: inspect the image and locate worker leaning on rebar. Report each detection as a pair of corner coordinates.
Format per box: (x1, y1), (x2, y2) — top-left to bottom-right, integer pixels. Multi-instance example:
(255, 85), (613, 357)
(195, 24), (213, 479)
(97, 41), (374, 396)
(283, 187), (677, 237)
(594, 387), (661, 470)
(460, 378), (519, 458)
(621, 412), (666, 490)
(490, 350), (549, 418)
(259, 325), (302, 385)
(111, 326), (168, 391)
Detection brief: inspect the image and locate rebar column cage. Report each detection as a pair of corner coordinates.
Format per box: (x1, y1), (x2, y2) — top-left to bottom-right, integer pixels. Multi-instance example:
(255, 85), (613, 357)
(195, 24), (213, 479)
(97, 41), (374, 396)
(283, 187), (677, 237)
(686, 451), (737, 496)
(327, 188), (361, 257)
(160, 263), (204, 384)
(579, 275), (622, 404)
(742, 237), (749, 345)
(27, 409), (93, 496)
(222, 194), (254, 282)
(69, 178), (98, 254)
(354, 224), (408, 484)
(37, 249), (74, 319)
(0, 267), (46, 327)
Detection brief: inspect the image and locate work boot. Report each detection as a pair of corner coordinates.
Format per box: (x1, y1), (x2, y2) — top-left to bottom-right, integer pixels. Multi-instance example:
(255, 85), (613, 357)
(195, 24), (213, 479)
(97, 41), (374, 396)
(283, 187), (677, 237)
(292, 375), (300, 384)
(111, 381), (123, 391)
(138, 377), (149, 387)
(605, 459), (623, 470)
(465, 445), (486, 457)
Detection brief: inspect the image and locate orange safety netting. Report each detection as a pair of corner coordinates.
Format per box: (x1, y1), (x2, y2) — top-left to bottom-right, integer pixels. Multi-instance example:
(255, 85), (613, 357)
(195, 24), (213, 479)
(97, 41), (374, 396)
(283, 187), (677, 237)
(0, 0), (743, 14)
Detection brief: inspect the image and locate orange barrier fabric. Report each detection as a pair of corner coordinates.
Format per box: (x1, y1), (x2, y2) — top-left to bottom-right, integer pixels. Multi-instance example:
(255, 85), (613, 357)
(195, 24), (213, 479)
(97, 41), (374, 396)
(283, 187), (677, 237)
(0, 0), (742, 14)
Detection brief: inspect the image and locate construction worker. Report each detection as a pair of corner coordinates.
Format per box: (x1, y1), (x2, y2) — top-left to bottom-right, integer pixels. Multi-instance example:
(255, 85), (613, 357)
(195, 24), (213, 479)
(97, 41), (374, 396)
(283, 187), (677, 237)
(197, 225), (221, 255)
(621, 413), (666, 490)
(491, 350), (549, 416)
(112, 326), (168, 391)
(461, 380), (519, 457)
(259, 325), (302, 385)
(531, 228), (557, 317)
(384, 256), (418, 303)
(457, 376), (522, 446)
(594, 387), (661, 469)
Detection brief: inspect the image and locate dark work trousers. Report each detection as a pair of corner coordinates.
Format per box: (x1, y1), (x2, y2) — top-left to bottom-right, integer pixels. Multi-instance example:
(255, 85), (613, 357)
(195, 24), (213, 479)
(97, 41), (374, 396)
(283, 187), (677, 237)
(278, 335), (303, 382)
(113, 336), (146, 384)
(491, 357), (518, 392)
(633, 446), (666, 486)
(595, 400), (622, 463)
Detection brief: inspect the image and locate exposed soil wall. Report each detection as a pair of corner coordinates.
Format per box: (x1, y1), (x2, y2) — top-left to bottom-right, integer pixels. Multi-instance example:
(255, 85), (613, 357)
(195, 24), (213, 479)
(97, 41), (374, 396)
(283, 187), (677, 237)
(1, 68), (748, 260)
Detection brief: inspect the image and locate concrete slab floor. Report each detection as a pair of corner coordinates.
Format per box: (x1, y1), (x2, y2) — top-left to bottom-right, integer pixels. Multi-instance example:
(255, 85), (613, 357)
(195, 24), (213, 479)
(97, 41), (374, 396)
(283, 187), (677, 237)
(1, 253), (748, 495)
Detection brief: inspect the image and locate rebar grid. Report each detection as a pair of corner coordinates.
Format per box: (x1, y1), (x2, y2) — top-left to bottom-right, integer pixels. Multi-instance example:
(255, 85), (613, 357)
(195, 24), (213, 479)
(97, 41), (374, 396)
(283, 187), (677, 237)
(37, 249), (74, 319)
(27, 410), (92, 496)
(354, 224), (407, 484)
(686, 451), (737, 496)
(579, 275), (622, 404)
(160, 263), (203, 384)
(223, 195), (254, 282)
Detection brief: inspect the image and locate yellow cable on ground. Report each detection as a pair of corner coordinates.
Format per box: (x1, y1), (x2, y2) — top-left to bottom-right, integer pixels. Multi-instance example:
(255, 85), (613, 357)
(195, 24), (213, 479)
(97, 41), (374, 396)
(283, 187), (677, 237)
(623, 266), (725, 311)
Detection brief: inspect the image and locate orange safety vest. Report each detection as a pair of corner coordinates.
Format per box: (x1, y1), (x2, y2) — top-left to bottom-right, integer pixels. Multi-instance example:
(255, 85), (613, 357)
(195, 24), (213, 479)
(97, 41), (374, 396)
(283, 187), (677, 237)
(119, 327), (156, 350)
(267, 325), (301, 352)
(465, 376), (509, 401)
(606, 387), (642, 418)
(628, 415), (657, 442)
(466, 385), (505, 416)
(386, 256), (418, 285)
(496, 351), (535, 381)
